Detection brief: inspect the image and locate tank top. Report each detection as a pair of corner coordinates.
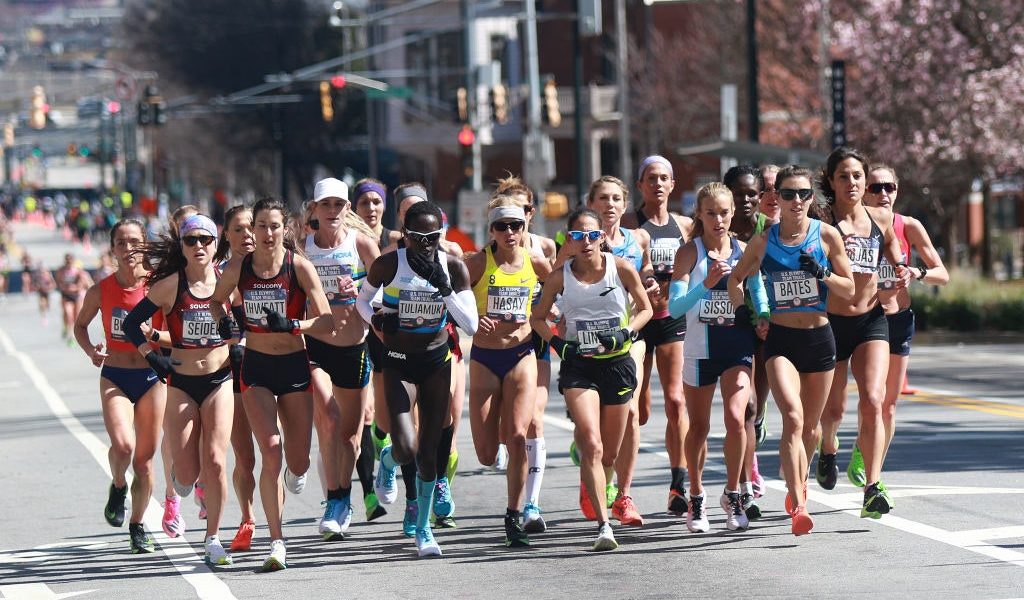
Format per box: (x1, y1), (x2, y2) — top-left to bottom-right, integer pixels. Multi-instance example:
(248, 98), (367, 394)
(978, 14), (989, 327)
(835, 209), (883, 274)
(378, 227), (393, 251)
(561, 253), (631, 359)
(381, 248), (450, 334)
(610, 228), (644, 272)
(473, 245), (536, 324)
(304, 232), (365, 306)
(684, 238), (750, 359)
(762, 220), (830, 314)
(528, 232), (547, 307)
(100, 274), (162, 353)
(238, 251), (307, 334)
(878, 213), (909, 291)
(166, 272), (228, 349)
(638, 212), (683, 280)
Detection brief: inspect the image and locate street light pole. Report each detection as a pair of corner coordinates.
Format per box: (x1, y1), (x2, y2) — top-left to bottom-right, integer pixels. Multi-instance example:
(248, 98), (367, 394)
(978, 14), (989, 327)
(746, 0), (759, 142)
(615, 0), (632, 185)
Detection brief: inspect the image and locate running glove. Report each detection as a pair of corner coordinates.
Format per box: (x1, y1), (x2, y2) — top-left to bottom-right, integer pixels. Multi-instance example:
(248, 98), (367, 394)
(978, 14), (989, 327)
(371, 312), (399, 334)
(549, 336), (580, 360)
(597, 328), (631, 352)
(218, 316), (236, 342)
(798, 250), (831, 280)
(406, 251), (453, 296)
(264, 307), (300, 334)
(145, 352), (180, 383)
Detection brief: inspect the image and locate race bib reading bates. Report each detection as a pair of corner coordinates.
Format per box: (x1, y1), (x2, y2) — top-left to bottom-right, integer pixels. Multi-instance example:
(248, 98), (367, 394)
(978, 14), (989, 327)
(576, 317), (619, 357)
(771, 271), (819, 310)
(315, 263), (354, 305)
(398, 290), (444, 330)
(182, 310), (221, 347)
(877, 254), (903, 291)
(650, 238), (680, 276)
(699, 289), (735, 326)
(111, 307), (128, 341)
(242, 288), (288, 328)
(845, 236), (880, 273)
(486, 286), (529, 323)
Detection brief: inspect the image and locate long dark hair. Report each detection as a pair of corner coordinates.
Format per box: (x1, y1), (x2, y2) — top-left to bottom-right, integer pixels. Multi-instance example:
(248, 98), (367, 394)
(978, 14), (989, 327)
(566, 206), (612, 253)
(818, 146), (869, 205)
(253, 197), (297, 252)
(142, 230), (188, 285)
(109, 218), (145, 249)
(213, 204), (251, 262)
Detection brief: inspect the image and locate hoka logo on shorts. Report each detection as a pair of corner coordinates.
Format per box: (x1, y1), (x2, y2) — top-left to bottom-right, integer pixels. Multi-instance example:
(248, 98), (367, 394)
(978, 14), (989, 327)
(387, 350), (407, 360)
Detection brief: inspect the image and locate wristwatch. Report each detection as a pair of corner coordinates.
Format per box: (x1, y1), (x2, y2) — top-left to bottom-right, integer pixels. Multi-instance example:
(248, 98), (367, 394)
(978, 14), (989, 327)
(150, 330), (161, 343)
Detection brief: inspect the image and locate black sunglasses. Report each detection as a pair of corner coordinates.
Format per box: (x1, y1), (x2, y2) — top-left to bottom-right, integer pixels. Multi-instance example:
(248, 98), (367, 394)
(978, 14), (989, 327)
(778, 188), (814, 201)
(491, 221), (525, 233)
(406, 229), (443, 245)
(867, 182), (897, 194)
(182, 235), (216, 247)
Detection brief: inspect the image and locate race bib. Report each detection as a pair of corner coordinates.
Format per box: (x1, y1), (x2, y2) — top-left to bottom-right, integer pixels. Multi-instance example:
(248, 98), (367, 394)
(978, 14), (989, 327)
(315, 263), (355, 305)
(698, 289), (735, 326)
(111, 307), (128, 342)
(182, 309), (221, 347)
(575, 317), (619, 357)
(771, 271), (820, 310)
(845, 236), (880, 274)
(242, 288), (288, 328)
(877, 254), (903, 291)
(398, 289), (445, 330)
(650, 238), (680, 276)
(486, 286), (530, 323)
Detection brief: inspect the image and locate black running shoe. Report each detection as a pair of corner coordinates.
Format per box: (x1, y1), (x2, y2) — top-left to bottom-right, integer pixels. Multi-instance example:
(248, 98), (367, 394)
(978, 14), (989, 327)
(861, 482), (893, 519)
(754, 417), (767, 449)
(741, 492), (761, 521)
(129, 523), (155, 554)
(504, 512), (530, 548)
(105, 483), (128, 528)
(814, 452), (838, 490)
(667, 488), (688, 516)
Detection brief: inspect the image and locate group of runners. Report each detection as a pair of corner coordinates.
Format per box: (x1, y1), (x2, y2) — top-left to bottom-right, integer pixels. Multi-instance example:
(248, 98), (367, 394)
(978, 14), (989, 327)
(71, 145), (948, 569)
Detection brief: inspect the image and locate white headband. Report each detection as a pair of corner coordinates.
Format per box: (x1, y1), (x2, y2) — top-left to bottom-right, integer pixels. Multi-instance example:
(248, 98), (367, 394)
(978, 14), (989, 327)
(488, 205), (526, 224)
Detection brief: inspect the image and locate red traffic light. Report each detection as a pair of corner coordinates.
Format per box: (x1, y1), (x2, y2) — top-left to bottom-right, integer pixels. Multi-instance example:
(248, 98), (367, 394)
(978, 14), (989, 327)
(457, 124), (475, 147)
(107, 100), (121, 114)
(330, 74), (347, 89)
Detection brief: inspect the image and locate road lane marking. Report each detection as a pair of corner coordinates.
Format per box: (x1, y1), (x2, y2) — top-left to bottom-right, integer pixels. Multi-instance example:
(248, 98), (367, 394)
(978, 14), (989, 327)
(0, 583), (95, 599)
(903, 393), (1024, 420)
(0, 327), (237, 600)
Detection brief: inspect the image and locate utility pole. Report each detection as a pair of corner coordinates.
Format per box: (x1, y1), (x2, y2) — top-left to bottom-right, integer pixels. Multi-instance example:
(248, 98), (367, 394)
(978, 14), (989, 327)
(524, 0), (548, 233)
(615, 0), (632, 185)
(573, 2), (585, 202)
(461, 0), (482, 192)
(746, 0), (759, 142)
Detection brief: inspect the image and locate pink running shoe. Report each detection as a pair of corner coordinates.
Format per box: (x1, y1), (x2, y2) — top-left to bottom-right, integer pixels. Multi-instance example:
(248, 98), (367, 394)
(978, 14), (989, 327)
(162, 495), (186, 538)
(751, 454), (765, 499)
(194, 483), (207, 520)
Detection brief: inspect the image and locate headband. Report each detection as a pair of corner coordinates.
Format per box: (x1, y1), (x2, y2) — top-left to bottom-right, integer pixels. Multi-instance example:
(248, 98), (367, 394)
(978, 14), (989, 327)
(637, 155), (674, 182)
(488, 205), (526, 224)
(179, 214), (218, 238)
(395, 185), (428, 203)
(354, 182), (387, 206)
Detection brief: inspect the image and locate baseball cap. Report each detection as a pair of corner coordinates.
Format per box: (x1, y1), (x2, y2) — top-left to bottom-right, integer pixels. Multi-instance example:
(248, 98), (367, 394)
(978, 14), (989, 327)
(313, 177), (349, 203)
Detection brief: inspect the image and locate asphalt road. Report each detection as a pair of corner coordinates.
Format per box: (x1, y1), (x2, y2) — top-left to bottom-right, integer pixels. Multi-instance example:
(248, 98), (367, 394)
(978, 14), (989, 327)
(1, 222), (1022, 599)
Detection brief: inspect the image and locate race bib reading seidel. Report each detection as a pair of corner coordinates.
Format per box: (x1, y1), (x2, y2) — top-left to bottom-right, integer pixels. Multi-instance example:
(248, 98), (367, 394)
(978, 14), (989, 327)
(182, 310), (221, 347)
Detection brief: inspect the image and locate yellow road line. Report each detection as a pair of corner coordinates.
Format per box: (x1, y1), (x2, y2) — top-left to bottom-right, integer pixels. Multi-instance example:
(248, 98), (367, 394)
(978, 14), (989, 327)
(845, 383), (1024, 419)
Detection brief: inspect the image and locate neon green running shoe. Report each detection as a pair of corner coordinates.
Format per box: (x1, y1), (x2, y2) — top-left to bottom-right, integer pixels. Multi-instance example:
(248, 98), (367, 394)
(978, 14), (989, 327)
(860, 481), (892, 519)
(569, 440), (580, 467)
(446, 448), (459, 484)
(371, 422), (390, 461)
(847, 443), (867, 488)
(605, 482), (618, 509)
(364, 492), (387, 521)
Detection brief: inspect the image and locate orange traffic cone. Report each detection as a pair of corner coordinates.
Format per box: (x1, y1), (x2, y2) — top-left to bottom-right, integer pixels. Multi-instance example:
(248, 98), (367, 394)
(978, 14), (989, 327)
(900, 374), (917, 395)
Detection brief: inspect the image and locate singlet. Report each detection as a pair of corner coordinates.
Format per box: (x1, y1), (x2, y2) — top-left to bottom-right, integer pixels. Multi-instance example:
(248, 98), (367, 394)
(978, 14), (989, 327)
(473, 245), (536, 325)
(528, 232), (547, 307)
(638, 211), (683, 280)
(378, 227), (394, 251)
(610, 228), (644, 272)
(100, 274), (163, 353)
(304, 232), (365, 306)
(835, 209), (884, 274)
(237, 251), (307, 334)
(762, 220), (830, 314)
(561, 253), (631, 359)
(381, 248), (450, 334)
(878, 212), (909, 291)
(166, 271), (228, 349)
(684, 238), (749, 359)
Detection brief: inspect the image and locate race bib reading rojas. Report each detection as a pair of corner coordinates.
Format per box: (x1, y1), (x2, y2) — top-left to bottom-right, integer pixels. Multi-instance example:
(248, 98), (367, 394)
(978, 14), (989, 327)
(771, 271), (819, 310)
(650, 238), (680, 276)
(182, 310), (221, 347)
(398, 290), (444, 330)
(845, 236), (880, 273)
(575, 317), (619, 357)
(486, 286), (529, 323)
(242, 288), (287, 328)
(699, 289), (735, 326)
(315, 263), (354, 305)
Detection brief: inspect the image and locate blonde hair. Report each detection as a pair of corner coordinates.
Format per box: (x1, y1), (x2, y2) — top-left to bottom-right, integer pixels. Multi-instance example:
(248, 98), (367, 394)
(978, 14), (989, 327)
(586, 175), (630, 206)
(495, 173), (533, 205)
(691, 182), (733, 239)
(487, 193), (521, 210)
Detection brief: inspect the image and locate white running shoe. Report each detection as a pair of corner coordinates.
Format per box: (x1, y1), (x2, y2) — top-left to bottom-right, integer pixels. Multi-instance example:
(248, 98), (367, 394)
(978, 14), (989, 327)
(374, 446), (398, 505)
(204, 535), (234, 566)
(593, 522), (618, 551)
(284, 467), (307, 495)
(319, 499), (345, 540)
(416, 527), (442, 557)
(262, 539), (287, 571)
(493, 444), (509, 472)
(686, 493), (710, 533)
(720, 490), (750, 531)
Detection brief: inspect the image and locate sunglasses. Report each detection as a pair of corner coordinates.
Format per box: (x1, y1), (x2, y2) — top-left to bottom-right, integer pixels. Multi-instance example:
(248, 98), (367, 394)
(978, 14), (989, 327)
(182, 235), (216, 247)
(568, 230), (602, 242)
(406, 229), (443, 245)
(491, 220), (525, 233)
(867, 182), (897, 194)
(778, 188), (814, 202)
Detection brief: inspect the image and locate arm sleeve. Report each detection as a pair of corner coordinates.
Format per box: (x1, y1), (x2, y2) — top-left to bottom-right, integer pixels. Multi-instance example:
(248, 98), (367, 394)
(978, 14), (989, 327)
(667, 280), (707, 319)
(356, 281), (381, 325)
(231, 304), (247, 333)
(747, 274), (769, 317)
(443, 289), (479, 336)
(124, 297), (160, 349)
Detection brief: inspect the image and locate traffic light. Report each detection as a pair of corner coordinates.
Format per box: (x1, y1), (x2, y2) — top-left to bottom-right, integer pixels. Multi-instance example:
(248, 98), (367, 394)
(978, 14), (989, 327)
(542, 79), (561, 127)
(67, 143), (78, 156)
(137, 100), (152, 126)
(330, 74), (347, 90)
(455, 87), (469, 124)
(138, 85), (166, 127)
(152, 98), (167, 126)
(490, 84), (508, 124)
(458, 124), (474, 184)
(30, 86), (48, 130)
(320, 81), (334, 122)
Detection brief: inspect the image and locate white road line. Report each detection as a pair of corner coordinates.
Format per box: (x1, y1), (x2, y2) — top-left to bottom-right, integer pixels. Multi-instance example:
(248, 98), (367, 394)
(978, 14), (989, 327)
(0, 328), (238, 600)
(957, 526), (1024, 541)
(542, 413), (1024, 569)
(911, 384), (1024, 408)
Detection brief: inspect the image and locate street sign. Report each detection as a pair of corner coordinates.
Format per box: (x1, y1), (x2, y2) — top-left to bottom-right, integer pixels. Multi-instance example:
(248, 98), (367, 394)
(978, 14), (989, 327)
(115, 75), (136, 102)
(365, 86), (413, 99)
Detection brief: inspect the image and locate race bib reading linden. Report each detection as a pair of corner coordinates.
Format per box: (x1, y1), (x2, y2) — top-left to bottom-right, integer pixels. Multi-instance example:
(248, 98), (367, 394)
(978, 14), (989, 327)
(699, 289), (735, 326)
(650, 239), (680, 276)
(315, 263), (354, 305)
(242, 288), (288, 328)
(182, 310), (221, 347)
(486, 286), (529, 323)
(575, 317), (619, 357)
(771, 271), (819, 310)
(398, 290), (444, 330)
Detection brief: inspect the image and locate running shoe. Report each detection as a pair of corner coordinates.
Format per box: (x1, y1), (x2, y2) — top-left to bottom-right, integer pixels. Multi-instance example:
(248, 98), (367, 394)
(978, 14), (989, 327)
(433, 514), (458, 529)
(847, 443), (867, 488)
(230, 520), (255, 552)
(162, 495), (185, 538)
(104, 483), (128, 528)
(686, 493), (709, 533)
(494, 444), (509, 472)
(194, 483), (207, 520)
(364, 492), (387, 522)
(578, 481), (597, 521)
(523, 502), (546, 533)
(402, 500), (418, 538)
(416, 527), (442, 557)
(751, 455), (765, 499)
(741, 492), (761, 521)
(374, 446), (398, 505)
(262, 539), (287, 571)
(592, 522), (618, 552)
(283, 468), (307, 495)
(319, 498), (347, 541)
(504, 512), (530, 547)
(791, 505), (814, 536)
(719, 491), (750, 531)
(605, 482), (618, 509)
(433, 476), (454, 519)
(569, 440), (580, 467)
(860, 482), (893, 519)
(667, 488), (688, 516)
(814, 436), (839, 490)
(204, 535), (233, 566)
(446, 448), (459, 483)
(371, 423), (390, 460)
(611, 495), (644, 526)
(128, 523), (155, 554)
(784, 482), (808, 515)
(754, 416), (768, 449)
